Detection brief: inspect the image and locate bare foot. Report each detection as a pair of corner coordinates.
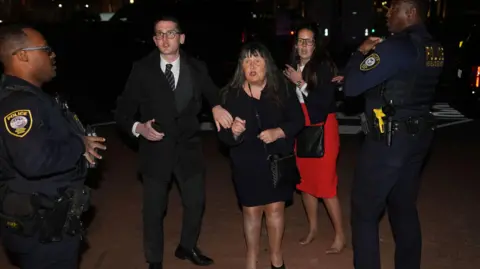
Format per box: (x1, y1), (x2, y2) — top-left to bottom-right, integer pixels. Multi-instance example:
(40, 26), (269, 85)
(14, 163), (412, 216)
(299, 231), (317, 245)
(325, 236), (346, 254)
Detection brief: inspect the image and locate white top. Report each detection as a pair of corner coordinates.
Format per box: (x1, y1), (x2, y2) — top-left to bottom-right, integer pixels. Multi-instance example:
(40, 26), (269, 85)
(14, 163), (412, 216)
(131, 55), (181, 137)
(295, 65), (308, 104)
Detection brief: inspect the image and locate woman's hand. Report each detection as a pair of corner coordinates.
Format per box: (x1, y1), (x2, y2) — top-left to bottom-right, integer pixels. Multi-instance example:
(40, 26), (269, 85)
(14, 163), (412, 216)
(258, 128), (285, 144)
(232, 117), (246, 138)
(331, 76), (344, 84)
(283, 64), (303, 85)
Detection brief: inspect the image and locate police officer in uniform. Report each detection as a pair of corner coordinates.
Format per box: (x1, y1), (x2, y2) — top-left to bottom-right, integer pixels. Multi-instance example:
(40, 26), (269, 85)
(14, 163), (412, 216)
(0, 25), (106, 268)
(341, 1), (444, 269)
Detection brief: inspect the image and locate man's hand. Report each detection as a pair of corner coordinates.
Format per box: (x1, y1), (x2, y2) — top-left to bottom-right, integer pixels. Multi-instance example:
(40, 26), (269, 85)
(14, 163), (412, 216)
(232, 117), (246, 138)
(136, 119), (165, 141)
(84, 136), (107, 165)
(258, 128), (285, 144)
(358, 37), (383, 55)
(212, 105), (233, 131)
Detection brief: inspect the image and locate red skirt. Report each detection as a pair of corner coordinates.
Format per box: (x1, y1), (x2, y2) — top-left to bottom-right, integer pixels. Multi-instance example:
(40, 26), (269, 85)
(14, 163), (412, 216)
(296, 105), (340, 198)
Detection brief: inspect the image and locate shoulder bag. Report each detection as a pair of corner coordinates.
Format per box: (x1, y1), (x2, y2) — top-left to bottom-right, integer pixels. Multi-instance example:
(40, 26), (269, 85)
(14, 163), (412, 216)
(247, 84), (300, 188)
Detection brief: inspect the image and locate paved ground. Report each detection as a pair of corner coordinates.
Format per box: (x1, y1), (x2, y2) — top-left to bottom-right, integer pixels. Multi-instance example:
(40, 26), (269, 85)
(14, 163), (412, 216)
(1, 120), (479, 269)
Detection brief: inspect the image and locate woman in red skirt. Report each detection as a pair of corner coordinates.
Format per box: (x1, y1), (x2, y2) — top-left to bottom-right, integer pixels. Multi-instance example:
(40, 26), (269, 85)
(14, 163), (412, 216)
(283, 23), (345, 254)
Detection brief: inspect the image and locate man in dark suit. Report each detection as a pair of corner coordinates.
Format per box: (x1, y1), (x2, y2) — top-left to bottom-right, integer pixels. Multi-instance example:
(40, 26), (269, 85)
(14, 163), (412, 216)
(115, 16), (233, 269)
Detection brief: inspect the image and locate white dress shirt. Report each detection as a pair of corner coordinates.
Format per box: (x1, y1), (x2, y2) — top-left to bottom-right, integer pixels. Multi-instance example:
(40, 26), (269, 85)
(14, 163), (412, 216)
(131, 55), (181, 137)
(160, 55), (180, 89)
(295, 65), (309, 104)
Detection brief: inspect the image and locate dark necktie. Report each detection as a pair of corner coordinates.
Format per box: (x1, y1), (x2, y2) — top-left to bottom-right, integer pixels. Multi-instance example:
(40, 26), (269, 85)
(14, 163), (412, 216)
(165, 64), (175, 91)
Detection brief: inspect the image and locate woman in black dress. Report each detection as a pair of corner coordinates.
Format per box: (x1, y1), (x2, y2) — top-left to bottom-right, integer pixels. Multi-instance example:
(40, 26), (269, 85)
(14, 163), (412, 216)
(218, 42), (304, 269)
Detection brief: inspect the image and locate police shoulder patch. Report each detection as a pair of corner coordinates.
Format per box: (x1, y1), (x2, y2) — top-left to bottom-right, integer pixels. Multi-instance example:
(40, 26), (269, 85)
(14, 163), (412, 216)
(3, 109), (33, 138)
(360, 53), (381, 71)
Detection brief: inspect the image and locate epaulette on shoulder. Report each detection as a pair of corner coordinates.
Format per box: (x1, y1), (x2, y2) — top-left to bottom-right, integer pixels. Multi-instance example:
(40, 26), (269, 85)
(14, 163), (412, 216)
(0, 85), (38, 103)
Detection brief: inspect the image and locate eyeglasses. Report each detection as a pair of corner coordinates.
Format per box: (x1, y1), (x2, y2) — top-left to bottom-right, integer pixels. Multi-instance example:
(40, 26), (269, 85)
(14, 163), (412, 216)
(297, 38), (315, 46)
(12, 46), (53, 56)
(154, 30), (181, 40)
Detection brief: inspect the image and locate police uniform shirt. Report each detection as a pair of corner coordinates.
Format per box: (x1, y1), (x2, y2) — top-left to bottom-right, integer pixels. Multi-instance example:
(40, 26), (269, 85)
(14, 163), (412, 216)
(0, 75), (85, 183)
(343, 24), (444, 118)
(343, 29), (418, 98)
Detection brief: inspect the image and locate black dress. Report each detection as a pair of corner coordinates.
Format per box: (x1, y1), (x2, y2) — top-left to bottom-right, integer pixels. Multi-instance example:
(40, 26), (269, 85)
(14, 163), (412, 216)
(219, 86), (305, 207)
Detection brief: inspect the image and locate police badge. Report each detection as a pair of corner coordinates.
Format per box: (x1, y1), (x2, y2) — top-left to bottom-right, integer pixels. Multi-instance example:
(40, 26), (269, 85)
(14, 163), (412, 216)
(360, 53), (381, 71)
(4, 110), (33, 138)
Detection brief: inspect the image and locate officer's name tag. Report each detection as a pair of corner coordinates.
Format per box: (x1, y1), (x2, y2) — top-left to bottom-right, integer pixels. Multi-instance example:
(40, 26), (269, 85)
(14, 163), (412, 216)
(4, 109), (33, 138)
(360, 53), (380, 71)
(425, 46), (444, 67)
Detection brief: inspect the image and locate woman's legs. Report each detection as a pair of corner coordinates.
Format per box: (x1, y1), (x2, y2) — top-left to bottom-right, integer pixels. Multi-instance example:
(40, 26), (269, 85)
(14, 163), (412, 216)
(323, 195), (346, 254)
(299, 192), (318, 245)
(299, 191), (346, 253)
(242, 206), (264, 269)
(264, 202), (286, 267)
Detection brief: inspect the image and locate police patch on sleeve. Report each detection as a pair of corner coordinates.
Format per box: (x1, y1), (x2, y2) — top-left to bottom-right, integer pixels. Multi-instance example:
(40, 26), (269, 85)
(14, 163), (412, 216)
(360, 53), (381, 71)
(3, 110), (33, 138)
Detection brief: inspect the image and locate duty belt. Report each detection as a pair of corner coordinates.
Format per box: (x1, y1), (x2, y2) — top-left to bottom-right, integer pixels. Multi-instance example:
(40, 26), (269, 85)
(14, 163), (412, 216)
(360, 113), (436, 146)
(0, 185), (91, 243)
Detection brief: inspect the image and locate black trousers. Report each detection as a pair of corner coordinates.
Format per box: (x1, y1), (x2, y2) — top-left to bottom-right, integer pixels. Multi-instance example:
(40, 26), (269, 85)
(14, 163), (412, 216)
(1, 227), (80, 269)
(142, 160), (206, 263)
(351, 128), (433, 269)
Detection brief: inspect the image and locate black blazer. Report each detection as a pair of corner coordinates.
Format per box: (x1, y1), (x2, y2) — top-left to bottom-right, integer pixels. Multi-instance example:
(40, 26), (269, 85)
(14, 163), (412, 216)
(115, 49), (219, 178)
(292, 61), (337, 124)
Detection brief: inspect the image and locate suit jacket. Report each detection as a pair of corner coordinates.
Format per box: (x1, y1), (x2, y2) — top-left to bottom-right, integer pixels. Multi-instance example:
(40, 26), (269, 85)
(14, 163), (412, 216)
(115, 49), (220, 178)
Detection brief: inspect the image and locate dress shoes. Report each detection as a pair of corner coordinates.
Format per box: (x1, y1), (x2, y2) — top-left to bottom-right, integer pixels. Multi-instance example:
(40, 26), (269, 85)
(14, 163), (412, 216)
(148, 263), (162, 269)
(174, 245), (214, 266)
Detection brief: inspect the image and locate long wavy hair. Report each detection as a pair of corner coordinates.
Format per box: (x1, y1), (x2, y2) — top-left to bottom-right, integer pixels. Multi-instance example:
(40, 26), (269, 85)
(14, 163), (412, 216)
(289, 23), (337, 92)
(222, 41), (284, 106)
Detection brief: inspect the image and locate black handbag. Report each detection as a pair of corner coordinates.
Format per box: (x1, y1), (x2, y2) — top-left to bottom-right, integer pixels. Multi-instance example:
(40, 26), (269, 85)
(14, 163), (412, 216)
(248, 84), (300, 188)
(296, 125), (325, 158)
(266, 153), (300, 188)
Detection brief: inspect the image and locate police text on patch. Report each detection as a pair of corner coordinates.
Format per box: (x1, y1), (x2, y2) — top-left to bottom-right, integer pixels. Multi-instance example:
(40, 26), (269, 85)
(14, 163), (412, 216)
(4, 109), (33, 138)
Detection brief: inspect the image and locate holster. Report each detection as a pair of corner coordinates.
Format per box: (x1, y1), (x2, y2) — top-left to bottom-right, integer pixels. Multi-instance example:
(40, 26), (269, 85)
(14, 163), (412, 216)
(0, 186), (44, 237)
(359, 113), (383, 141)
(61, 186), (91, 238)
(401, 115), (436, 134)
(359, 113), (370, 135)
(0, 185), (91, 243)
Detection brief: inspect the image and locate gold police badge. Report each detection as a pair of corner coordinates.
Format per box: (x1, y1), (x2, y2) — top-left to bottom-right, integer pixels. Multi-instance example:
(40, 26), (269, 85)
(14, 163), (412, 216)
(4, 109), (33, 138)
(360, 53), (381, 71)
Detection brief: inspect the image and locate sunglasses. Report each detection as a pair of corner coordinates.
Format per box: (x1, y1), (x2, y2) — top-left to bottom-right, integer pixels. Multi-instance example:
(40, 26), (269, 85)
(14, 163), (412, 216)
(12, 46), (53, 56)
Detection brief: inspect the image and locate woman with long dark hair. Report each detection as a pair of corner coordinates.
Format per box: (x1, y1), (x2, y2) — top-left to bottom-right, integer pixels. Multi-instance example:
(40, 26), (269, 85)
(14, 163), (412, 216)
(218, 42), (304, 269)
(283, 23), (346, 253)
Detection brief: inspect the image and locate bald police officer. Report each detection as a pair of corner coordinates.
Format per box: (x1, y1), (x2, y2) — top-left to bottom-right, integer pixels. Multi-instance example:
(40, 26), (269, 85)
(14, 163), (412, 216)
(341, 1), (444, 269)
(0, 25), (106, 269)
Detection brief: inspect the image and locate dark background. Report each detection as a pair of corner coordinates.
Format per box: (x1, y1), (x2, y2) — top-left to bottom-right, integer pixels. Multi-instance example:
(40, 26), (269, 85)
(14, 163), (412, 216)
(0, 0), (479, 124)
